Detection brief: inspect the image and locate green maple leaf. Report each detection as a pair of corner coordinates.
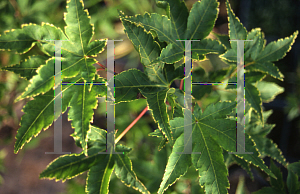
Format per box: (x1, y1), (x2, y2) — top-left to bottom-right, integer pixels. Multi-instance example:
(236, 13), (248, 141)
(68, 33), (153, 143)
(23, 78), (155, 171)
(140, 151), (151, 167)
(156, 102), (275, 194)
(118, 1), (229, 144)
(0, 0), (107, 154)
(246, 110), (287, 166)
(219, 0), (298, 123)
(40, 129), (149, 194)
(119, 15), (176, 85)
(13, 77), (75, 153)
(119, 0), (225, 65)
(222, 0), (298, 75)
(117, 14), (196, 146)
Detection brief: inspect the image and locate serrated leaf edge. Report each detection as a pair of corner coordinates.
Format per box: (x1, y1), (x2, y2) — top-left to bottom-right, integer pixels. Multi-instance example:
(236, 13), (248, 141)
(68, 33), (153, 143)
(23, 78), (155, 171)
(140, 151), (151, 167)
(114, 154), (150, 194)
(39, 147), (106, 182)
(141, 88), (174, 145)
(14, 78), (81, 153)
(1, 55), (47, 80)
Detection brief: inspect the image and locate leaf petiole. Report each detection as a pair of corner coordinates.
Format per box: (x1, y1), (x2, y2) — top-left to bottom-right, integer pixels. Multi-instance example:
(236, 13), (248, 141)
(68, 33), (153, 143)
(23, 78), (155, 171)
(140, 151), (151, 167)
(115, 106), (148, 144)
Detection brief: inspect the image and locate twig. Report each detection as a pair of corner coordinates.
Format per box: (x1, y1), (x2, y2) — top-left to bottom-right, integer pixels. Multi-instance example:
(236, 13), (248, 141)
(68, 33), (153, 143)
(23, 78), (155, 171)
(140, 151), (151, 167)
(115, 106), (148, 144)
(96, 61), (106, 69)
(180, 79), (184, 90)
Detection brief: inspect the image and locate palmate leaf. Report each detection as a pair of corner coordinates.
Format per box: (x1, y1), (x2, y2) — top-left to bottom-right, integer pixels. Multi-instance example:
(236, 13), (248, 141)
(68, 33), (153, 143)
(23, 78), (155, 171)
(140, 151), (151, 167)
(191, 102), (235, 194)
(0, 0), (107, 101)
(200, 106), (276, 181)
(41, 138), (144, 194)
(120, 0), (225, 64)
(159, 102), (235, 194)
(14, 73), (101, 154)
(4, 0), (107, 154)
(159, 102), (275, 194)
(220, 0), (297, 123)
(14, 76), (79, 153)
(221, 0), (297, 80)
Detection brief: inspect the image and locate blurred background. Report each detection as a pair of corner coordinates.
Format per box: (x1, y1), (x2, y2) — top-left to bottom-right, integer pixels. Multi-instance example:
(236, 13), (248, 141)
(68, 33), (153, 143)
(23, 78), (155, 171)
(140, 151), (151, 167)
(0, 0), (299, 193)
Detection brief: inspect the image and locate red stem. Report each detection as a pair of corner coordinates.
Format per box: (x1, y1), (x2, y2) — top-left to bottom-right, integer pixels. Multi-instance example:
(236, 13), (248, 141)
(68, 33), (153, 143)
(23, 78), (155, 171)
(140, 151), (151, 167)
(115, 106), (148, 143)
(96, 61), (106, 69)
(180, 79), (184, 90)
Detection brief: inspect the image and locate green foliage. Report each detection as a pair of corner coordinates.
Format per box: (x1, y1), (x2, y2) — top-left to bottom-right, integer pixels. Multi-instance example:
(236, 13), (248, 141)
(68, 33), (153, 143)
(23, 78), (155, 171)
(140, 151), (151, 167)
(220, 0), (297, 123)
(0, 0), (298, 193)
(253, 160), (300, 194)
